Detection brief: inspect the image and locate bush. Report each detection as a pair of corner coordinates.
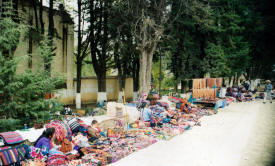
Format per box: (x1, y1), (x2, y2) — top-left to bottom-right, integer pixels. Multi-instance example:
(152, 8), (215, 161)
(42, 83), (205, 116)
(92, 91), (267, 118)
(0, 12), (64, 129)
(0, 119), (22, 132)
(92, 108), (106, 116)
(85, 106), (93, 116)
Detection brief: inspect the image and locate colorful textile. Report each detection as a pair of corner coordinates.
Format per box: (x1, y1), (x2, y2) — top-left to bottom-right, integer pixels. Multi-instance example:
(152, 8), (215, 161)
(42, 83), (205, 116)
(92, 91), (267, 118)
(46, 120), (72, 142)
(0, 132), (24, 145)
(35, 137), (51, 151)
(156, 102), (169, 108)
(171, 97), (181, 103)
(30, 146), (48, 162)
(0, 144), (30, 165)
(47, 154), (68, 166)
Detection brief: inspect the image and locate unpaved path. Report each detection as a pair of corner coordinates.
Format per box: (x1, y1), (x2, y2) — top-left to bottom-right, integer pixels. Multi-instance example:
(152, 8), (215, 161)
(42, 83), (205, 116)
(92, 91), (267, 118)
(110, 101), (275, 166)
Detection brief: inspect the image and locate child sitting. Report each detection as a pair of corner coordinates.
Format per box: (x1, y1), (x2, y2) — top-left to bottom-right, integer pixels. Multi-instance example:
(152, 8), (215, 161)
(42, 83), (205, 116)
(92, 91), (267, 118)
(87, 120), (106, 142)
(91, 120), (106, 137)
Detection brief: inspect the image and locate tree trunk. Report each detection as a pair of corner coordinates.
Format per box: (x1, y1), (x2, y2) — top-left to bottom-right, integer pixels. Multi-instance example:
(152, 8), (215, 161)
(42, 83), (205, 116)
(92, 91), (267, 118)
(39, 0), (44, 35)
(118, 77), (126, 91)
(139, 43), (157, 94)
(139, 51), (147, 94)
(181, 80), (186, 93)
(76, 0), (82, 94)
(133, 56), (139, 92)
(189, 80), (192, 91)
(145, 52), (154, 92)
(12, 0), (18, 22)
(222, 77), (226, 87)
(159, 52), (162, 95)
(97, 74), (106, 92)
(48, 0), (54, 38)
(45, 0), (54, 72)
(115, 47), (126, 92)
(174, 84), (178, 93)
(31, 0), (39, 29)
(76, 62), (82, 94)
(76, 61), (82, 109)
(28, 16), (33, 68)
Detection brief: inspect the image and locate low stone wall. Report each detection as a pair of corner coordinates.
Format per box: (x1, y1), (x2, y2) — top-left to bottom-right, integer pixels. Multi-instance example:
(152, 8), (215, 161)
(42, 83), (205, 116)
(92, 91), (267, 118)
(55, 77), (133, 104)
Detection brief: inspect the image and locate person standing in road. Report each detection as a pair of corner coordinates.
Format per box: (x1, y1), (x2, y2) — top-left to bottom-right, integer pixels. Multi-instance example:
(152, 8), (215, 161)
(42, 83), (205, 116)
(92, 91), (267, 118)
(264, 80), (273, 104)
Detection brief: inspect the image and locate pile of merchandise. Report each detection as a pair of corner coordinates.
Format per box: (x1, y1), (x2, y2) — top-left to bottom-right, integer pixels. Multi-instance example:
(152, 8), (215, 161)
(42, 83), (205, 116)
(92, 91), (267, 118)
(192, 78), (222, 99)
(0, 94), (227, 166)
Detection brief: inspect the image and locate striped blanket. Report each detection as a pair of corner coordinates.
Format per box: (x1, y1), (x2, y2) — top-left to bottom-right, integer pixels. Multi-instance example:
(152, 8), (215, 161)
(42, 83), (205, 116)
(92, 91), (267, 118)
(0, 132), (24, 145)
(0, 144), (30, 165)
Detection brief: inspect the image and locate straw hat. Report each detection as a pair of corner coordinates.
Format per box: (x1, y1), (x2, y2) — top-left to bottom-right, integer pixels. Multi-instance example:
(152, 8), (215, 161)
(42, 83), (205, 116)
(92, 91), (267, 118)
(266, 80), (271, 83)
(115, 105), (122, 110)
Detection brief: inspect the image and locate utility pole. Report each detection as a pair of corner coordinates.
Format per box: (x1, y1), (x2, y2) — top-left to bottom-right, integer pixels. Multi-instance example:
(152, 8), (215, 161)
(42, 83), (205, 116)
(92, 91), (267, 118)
(159, 47), (162, 96)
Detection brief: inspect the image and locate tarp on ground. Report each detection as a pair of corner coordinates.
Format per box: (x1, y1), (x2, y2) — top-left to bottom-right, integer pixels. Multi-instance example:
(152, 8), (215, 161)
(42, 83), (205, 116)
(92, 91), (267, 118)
(107, 102), (140, 123)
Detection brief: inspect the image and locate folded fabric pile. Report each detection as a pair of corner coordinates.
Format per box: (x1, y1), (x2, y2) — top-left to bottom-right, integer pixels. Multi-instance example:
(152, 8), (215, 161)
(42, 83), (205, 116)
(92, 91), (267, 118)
(0, 144), (30, 166)
(72, 134), (89, 148)
(45, 120), (72, 142)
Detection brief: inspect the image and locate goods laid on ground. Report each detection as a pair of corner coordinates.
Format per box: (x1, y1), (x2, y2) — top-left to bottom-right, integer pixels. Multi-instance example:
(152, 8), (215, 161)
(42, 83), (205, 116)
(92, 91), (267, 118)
(1, 93), (240, 166)
(193, 89), (217, 99)
(45, 121), (72, 142)
(0, 132), (24, 146)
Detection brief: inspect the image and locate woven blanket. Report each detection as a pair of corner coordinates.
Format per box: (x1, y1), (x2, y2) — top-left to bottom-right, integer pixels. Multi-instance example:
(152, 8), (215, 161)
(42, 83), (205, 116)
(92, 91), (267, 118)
(46, 121), (69, 142)
(0, 132), (24, 145)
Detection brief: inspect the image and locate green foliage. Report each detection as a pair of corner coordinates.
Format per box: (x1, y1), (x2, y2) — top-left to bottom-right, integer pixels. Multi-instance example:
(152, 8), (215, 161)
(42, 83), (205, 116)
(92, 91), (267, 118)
(152, 60), (164, 89)
(0, 16), (65, 131)
(92, 108), (106, 116)
(85, 106), (93, 116)
(0, 119), (22, 132)
(204, 43), (230, 77)
(163, 0), (259, 90)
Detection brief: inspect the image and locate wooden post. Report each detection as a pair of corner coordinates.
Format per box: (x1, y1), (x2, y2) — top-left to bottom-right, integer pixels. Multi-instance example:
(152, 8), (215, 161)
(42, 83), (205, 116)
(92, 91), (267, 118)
(122, 89), (129, 130)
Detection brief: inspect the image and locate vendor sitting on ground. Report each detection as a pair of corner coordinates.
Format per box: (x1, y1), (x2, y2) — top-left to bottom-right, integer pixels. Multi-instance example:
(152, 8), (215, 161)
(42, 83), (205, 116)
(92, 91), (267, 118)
(244, 90), (253, 101)
(226, 87), (233, 96)
(64, 105), (72, 115)
(34, 128), (55, 152)
(236, 92), (245, 102)
(91, 120), (106, 137)
(66, 115), (82, 134)
(87, 120), (106, 142)
(232, 85), (238, 97)
(140, 102), (152, 122)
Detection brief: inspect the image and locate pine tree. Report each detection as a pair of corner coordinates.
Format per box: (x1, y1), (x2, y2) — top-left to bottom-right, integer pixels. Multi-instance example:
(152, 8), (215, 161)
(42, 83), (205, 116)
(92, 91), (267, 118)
(0, 4), (64, 131)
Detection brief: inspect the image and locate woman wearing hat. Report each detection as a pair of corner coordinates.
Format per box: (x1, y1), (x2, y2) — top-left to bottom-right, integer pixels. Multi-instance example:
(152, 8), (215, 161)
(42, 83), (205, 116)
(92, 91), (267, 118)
(264, 80), (273, 104)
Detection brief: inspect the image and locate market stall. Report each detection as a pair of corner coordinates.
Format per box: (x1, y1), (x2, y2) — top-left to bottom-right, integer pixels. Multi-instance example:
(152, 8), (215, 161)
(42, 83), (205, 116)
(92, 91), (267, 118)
(0, 94), (234, 166)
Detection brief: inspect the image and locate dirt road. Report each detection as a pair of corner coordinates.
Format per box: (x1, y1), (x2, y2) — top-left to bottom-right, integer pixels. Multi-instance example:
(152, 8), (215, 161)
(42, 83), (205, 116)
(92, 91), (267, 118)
(110, 101), (275, 166)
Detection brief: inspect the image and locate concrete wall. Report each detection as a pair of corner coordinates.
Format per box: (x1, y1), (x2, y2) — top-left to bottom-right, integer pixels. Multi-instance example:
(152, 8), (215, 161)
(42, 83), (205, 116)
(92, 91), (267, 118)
(57, 77), (134, 104)
(14, 1), (74, 90)
(6, 2), (134, 105)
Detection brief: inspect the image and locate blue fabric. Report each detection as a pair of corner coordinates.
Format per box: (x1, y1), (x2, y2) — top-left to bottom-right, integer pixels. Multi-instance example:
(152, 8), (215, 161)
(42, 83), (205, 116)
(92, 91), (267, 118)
(126, 103), (136, 107)
(162, 117), (171, 123)
(141, 108), (152, 122)
(176, 103), (182, 109)
(100, 132), (106, 137)
(266, 84), (273, 92)
(214, 100), (225, 109)
(35, 137), (51, 151)
(188, 94), (193, 103)
(78, 126), (87, 136)
(221, 100), (227, 108)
